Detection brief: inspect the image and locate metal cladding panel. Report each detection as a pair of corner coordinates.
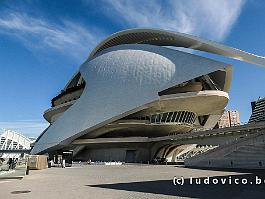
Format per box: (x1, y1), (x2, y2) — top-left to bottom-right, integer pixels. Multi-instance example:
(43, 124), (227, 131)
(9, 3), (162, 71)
(31, 44), (230, 154)
(65, 28), (265, 92)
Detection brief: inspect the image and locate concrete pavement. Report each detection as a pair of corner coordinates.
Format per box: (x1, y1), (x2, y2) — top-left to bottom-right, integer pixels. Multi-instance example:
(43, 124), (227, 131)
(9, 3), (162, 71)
(0, 164), (265, 199)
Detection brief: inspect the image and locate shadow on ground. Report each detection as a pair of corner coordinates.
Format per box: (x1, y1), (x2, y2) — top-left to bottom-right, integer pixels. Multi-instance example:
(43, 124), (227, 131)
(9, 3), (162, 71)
(183, 166), (265, 173)
(87, 172), (265, 199)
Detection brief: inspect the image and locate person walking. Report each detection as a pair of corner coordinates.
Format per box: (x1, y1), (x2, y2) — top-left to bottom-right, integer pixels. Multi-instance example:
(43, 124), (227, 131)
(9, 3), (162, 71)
(8, 158), (12, 170)
(62, 159), (66, 168)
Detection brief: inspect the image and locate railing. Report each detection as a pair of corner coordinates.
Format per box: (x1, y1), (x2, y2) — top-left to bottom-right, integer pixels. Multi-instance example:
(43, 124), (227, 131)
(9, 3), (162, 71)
(185, 130), (265, 164)
(176, 145), (218, 161)
(51, 83), (85, 107)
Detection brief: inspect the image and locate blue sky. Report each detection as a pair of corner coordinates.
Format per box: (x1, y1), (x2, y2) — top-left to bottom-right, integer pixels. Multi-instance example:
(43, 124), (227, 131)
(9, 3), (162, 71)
(0, 0), (265, 137)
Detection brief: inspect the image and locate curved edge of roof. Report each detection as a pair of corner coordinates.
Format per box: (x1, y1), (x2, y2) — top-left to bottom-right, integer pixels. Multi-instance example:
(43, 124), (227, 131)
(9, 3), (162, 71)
(88, 28), (265, 67)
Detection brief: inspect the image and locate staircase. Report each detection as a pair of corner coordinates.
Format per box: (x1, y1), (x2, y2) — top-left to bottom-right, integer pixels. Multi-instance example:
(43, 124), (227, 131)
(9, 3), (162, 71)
(185, 131), (265, 169)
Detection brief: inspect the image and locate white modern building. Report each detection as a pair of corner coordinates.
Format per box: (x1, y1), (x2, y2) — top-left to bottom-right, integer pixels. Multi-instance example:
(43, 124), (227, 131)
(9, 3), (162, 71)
(0, 129), (31, 158)
(31, 29), (265, 163)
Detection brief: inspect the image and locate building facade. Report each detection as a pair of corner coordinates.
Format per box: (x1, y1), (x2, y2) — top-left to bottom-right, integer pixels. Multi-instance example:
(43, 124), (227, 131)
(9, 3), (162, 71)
(217, 110), (241, 128)
(31, 29), (265, 163)
(249, 97), (265, 123)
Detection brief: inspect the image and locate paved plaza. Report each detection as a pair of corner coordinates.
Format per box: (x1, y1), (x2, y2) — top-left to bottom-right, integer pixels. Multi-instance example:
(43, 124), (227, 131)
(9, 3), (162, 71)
(0, 164), (265, 199)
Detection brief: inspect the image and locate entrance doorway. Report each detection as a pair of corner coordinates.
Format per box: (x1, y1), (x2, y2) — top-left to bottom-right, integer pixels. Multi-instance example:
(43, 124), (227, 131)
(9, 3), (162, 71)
(125, 150), (136, 163)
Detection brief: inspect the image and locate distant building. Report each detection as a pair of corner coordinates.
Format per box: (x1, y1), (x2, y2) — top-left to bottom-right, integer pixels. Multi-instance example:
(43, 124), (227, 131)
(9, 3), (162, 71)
(249, 97), (265, 123)
(216, 110), (241, 128)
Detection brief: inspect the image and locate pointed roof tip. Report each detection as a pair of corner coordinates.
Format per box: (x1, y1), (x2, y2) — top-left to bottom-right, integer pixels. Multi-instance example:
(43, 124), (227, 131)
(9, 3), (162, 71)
(88, 28), (265, 67)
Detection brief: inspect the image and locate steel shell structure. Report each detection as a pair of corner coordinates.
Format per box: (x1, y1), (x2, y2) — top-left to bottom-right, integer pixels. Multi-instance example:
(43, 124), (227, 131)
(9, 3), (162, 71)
(31, 29), (265, 162)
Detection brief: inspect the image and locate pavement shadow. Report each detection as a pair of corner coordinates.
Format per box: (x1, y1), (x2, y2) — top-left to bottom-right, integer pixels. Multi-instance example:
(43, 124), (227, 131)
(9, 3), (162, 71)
(183, 166), (265, 173)
(87, 172), (265, 199)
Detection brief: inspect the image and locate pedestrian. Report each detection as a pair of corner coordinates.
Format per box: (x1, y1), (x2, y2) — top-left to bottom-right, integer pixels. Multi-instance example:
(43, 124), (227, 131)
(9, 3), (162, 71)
(8, 158), (12, 170)
(60, 159), (63, 168)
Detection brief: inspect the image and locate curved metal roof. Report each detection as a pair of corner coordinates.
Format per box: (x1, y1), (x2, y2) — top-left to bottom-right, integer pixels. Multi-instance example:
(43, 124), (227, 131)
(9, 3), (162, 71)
(89, 28), (265, 67)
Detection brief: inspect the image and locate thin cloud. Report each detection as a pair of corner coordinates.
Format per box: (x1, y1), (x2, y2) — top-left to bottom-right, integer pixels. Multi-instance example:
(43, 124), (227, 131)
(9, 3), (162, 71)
(0, 13), (104, 60)
(103, 0), (245, 41)
(0, 120), (49, 138)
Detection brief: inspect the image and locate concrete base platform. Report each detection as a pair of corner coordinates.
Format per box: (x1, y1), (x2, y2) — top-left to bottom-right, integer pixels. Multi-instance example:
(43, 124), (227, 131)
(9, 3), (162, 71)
(1, 165), (265, 198)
